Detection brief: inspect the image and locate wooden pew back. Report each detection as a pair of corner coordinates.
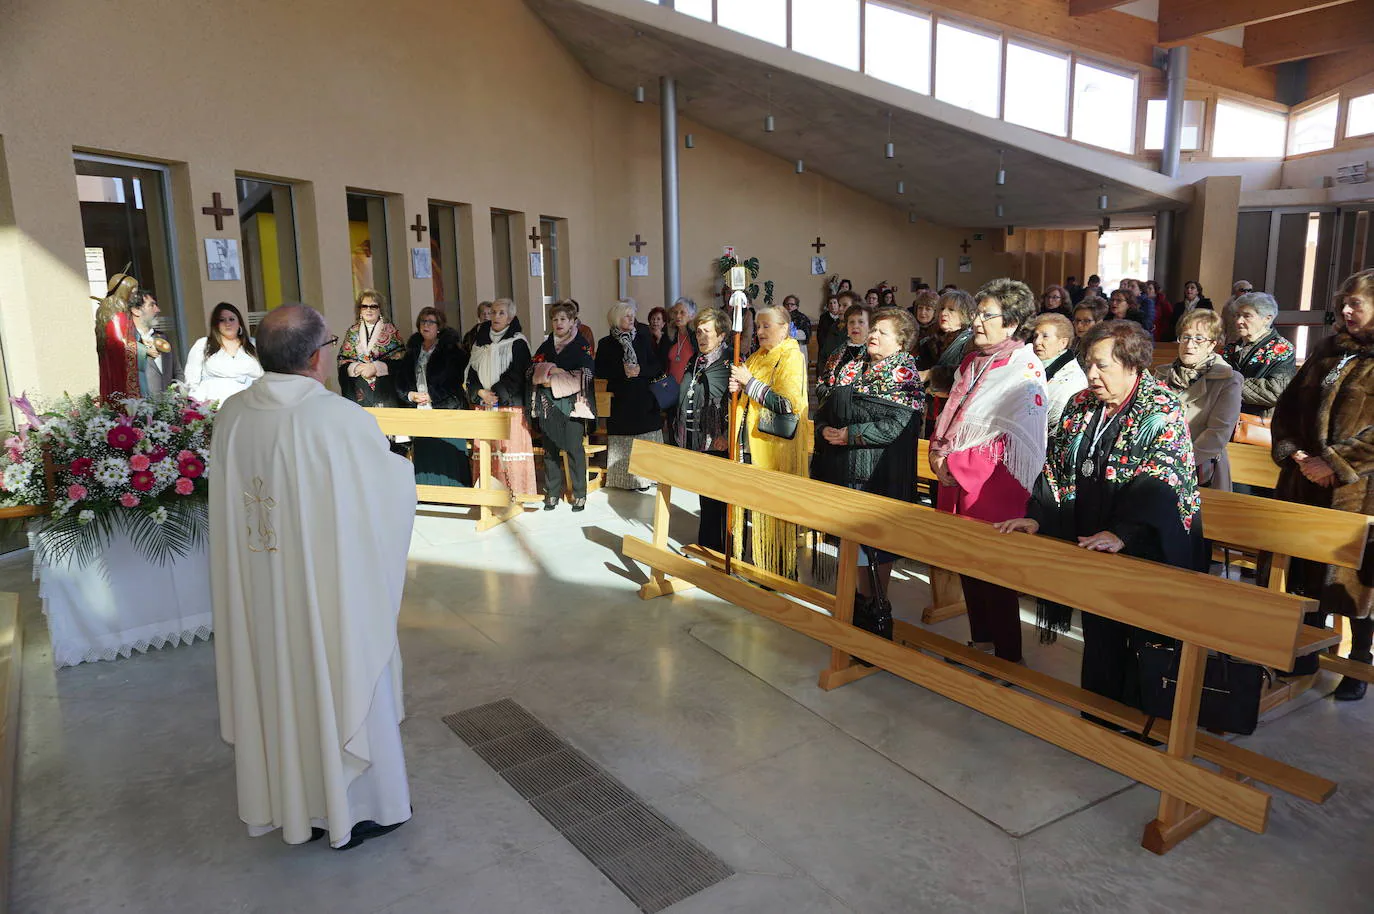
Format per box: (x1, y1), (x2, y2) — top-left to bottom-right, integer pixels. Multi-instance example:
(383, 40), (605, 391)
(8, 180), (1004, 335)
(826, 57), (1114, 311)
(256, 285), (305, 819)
(1228, 441), (1279, 489)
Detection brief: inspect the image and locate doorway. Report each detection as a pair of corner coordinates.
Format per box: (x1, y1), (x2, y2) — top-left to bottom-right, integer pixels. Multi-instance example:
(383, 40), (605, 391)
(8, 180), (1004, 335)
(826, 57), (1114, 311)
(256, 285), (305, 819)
(346, 191), (391, 314)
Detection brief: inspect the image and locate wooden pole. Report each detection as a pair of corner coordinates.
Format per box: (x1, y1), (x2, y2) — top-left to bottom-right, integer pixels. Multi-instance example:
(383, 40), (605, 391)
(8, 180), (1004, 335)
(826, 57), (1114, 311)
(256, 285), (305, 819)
(725, 319), (743, 576)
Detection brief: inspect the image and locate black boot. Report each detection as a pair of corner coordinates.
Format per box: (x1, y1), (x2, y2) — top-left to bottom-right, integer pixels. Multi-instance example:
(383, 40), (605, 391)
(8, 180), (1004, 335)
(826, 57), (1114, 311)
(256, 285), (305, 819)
(1335, 620), (1374, 701)
(1333, 675), (1367, 701)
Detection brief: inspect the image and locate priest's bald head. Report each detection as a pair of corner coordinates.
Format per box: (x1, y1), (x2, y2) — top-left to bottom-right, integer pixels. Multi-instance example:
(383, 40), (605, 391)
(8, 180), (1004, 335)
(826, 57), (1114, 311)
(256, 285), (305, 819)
(257, 304), (333, 385)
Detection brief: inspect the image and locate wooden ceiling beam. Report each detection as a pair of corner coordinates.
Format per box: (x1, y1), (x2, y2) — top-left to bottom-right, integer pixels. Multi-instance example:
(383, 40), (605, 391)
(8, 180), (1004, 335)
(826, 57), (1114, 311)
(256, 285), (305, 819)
(1158, 0), (1357, 43)
(1067, 0), (1135, 16)
(1244, 0), (1374, 66)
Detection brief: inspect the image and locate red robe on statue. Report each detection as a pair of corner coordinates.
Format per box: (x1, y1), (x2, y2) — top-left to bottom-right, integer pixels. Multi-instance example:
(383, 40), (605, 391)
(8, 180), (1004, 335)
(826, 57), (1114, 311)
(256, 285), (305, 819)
(98, 311), (140, 399)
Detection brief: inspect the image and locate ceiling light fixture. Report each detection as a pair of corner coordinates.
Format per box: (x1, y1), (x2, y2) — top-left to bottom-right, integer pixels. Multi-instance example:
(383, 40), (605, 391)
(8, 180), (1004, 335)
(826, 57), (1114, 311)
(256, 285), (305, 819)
(795, 159), (805, 174)
(685, 133), (695, 149)
(1098, 185), (1109, 210)
(885, 111), (895, 159)
(764, 73), (775, 133)
(996, 149), (1006, 186)
(995, 202), (1004, 219)
(897, 180), (905, 194)
(634, 85), (645, 103)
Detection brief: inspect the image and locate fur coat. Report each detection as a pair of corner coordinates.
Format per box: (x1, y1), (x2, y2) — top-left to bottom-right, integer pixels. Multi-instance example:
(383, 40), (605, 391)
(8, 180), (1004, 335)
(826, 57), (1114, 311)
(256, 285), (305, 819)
(1272, 328), (1374, 618)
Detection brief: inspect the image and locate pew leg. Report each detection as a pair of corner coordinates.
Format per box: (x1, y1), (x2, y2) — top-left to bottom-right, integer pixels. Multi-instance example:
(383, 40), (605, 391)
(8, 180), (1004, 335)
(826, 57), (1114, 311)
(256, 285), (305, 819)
(819, 539), (882, 689)
(475, 439), (521, 532)
(1142, 643), (1223, 855)
(639, 483), (697, 600)
(920, 567), (967, 624)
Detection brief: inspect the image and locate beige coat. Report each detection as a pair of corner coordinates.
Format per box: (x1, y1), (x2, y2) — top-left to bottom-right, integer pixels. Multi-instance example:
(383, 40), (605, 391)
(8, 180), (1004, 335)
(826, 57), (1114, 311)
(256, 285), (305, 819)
(1153, 359), (1243, 490)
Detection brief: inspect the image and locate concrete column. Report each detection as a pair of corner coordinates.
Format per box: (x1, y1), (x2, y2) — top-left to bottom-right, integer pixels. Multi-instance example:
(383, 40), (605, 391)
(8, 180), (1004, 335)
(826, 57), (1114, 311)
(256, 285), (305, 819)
(1178, 176), (1241, 302)
(660, 76), (682, 307)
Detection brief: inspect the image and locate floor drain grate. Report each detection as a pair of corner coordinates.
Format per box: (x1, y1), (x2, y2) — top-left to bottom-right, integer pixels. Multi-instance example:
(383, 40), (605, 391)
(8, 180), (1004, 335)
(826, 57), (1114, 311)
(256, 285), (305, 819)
(443, 699), (734, 913)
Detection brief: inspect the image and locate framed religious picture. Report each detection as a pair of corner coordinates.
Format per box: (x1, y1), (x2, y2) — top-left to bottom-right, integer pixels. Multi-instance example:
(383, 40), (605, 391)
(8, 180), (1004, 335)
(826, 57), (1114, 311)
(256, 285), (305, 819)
(958, 255), (973, 273)
(205, 238), (242, 282)
(529, 251), (543, 277)
(810, 255), (827, 276)
(410, 246), (432, 279)
(629, 254), (649, 277)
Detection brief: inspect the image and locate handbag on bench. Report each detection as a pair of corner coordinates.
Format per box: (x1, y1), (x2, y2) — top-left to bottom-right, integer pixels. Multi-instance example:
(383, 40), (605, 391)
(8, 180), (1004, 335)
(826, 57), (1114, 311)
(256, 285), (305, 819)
(1136, 640), (1270, 736)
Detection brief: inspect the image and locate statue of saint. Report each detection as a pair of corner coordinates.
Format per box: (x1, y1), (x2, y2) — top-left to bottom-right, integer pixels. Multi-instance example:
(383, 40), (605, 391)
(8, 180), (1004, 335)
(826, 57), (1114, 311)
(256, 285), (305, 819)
(94, 272), (140, 399)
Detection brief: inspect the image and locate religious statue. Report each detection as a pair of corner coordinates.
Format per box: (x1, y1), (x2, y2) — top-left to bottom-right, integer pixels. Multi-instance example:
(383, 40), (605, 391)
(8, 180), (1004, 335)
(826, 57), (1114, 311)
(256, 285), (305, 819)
(94, 272), (140, 399)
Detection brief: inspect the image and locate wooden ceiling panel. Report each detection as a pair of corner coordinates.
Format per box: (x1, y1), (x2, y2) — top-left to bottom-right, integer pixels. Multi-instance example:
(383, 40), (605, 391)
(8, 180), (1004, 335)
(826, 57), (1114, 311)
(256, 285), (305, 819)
(1244, 0), (1374, 66)
(1158, 0), (1358, 43)
(1068, 0), (1135, 14)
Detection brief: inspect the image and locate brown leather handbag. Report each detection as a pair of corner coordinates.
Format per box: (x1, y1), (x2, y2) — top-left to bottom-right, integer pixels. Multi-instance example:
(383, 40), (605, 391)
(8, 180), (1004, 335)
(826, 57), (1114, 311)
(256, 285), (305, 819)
(1231, 412), (1271, 447)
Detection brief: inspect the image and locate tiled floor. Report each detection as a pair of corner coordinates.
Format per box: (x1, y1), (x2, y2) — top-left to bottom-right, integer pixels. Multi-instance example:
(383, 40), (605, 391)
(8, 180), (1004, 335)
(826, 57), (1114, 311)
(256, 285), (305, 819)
(4, 486), (1371, 913)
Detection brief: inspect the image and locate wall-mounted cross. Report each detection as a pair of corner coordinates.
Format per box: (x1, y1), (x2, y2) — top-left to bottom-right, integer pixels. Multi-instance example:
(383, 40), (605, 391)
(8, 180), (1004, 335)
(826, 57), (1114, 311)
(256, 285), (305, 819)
(629, 234), (647, 253)
(811, 236), (826, 254)
(959, 238), (972, 254)
(410, 214), (428, 243)
(528, 226), (542, 249)
(200, 192), (235, 231)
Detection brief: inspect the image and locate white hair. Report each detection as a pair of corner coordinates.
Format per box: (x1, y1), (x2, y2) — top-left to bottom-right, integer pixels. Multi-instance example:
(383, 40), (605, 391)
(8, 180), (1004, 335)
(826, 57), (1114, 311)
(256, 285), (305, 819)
(607, 300), (637, 328)
(1233, 291), (1278, 321)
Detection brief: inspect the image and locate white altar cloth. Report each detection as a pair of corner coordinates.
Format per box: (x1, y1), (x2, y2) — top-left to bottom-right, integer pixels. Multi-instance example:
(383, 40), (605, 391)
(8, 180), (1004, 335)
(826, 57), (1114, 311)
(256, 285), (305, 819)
(32, 531), (213, 668)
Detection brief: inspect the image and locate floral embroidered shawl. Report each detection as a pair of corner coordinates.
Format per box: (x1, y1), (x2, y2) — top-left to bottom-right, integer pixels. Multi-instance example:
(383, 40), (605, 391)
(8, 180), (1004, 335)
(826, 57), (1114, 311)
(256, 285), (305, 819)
(338, 320), (405, 391)
(1224, 328), (1295, 375)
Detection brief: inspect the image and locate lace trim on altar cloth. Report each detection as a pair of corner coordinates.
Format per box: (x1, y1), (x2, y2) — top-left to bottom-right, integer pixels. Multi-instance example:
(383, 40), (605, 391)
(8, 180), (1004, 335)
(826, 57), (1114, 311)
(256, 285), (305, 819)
(44, 613), (215, 669)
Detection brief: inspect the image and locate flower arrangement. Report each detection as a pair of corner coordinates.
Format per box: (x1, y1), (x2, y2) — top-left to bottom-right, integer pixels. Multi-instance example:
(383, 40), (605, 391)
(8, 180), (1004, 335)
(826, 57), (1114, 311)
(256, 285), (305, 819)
(0, 389), (215, 565)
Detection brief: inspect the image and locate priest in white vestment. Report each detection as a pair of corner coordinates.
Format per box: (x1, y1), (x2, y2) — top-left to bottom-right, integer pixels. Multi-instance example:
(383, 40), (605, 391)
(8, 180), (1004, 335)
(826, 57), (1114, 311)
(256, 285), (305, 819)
(210, 303), (417, 849)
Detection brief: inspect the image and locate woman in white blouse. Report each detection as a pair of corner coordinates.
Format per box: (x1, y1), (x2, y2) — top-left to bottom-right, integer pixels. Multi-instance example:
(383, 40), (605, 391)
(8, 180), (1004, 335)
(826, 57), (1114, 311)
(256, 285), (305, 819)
(184, 302), (263, 403)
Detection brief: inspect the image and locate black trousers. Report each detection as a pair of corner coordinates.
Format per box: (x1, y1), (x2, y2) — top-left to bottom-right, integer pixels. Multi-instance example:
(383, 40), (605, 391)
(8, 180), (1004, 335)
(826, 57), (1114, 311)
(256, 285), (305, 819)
(699, 495), (727, 553)
(542, 437), (588, 500)
(960, 575), (1023, 663)
(1080, 612), (1145, 708)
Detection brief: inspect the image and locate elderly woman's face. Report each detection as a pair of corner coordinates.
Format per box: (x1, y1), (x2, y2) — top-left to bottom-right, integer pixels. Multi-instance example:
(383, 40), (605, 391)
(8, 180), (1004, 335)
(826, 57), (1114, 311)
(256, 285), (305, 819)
(649, 312), (666, 333)
(937, 304), (963, 333)
(826, 297), (842, 316)
(865, 291), (880, 307)
(478, 304), (493, 322)
(1342, 293), (1374, 335)
(1233, 306), (1272, 342)
(359, 297), (382, 324)
(1043, 289), (1065, 311)
(1184, 283), (1200, 300)
(1085, 338), (1138, 408)
(784, 297), (799, 311)
(489, 302), (512, 333)
(617, 310), (636, 332)
(846, 312), (869, 343)
(419, 315), (440, 342)
(1176, 321), (1217, 367)
(1073, 310), (1096, 338)
(1031, 323), (1070, 361)
(756, 311), (788, 349)
(696, 320), (723, 353)
(971, 297), (1012, 348)
(671, 304), (692, 328)
(1109, 294), (1129, 318)
(867, 318), (902, 360)
(551, 312), (575, 336)
(915, 302), (936, 325)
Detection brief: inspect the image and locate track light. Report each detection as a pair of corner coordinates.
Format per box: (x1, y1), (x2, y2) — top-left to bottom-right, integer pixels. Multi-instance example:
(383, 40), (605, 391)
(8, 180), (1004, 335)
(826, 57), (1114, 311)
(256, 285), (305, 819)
(685, 134), (695, 149)
(996, 149), (1006, 186)
(634, 85), (645, 104)
(764, 73), (774, 133)
(885, 112), (895, 159)
(764, 114), (775, 132)
(909, 211), (918, 224)
(795, 159), (805, 174)
(896, 180), (905, 195)
(995, 203), (1004, 219)
(1098, 185), (1109, 210)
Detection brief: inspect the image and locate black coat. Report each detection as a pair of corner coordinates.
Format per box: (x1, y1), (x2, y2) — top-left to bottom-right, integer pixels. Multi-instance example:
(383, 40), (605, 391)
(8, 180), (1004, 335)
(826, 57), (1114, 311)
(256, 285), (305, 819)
(595, 323), (663, 436)
(395, 328), (468, 409)
(465, 325), (532, 409)
(531, 333), (595, 453)
(674, 348), (730, 453)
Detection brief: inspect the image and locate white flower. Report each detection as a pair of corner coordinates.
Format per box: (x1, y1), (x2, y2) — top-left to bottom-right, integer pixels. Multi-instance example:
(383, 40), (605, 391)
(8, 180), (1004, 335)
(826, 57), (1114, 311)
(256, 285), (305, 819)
(2, 462), (33, 492)
(152, 459), (179, 487)
(77, 509), (95, 525)
(42, 418), (72, 441)
(94, 456), (131, 487)
(52, 499), (73, 518)
(85, 416), (115, 445)
(144, 420), (173, 442)
(150, 506), (168, 525)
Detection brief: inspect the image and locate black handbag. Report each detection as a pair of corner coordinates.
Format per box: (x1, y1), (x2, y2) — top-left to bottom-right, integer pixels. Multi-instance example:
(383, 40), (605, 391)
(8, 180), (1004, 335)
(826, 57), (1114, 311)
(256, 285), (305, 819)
(852, 546), (894, 666)
(1136, 640), (1270, 736)
(649, 373), (679, 410)
(754, 358), (799, 439)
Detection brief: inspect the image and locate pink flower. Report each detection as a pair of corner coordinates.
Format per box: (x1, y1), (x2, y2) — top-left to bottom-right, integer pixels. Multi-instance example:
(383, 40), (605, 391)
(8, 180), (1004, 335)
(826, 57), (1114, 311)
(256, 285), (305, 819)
(119, 493), (140, 508)
(147, 447), (168, 463)
(178, 456), (205, 480)
(129, 454), (151, 472)
(181, 410), (206, 424)
(130, 471), (155, 493)
(70, 457), (94, 476)
(66, 484), (88, 501)
(174, 477), (195, 495)
(6, 448), (20, 463)
(107, 425), (141, 451)
(176, 450), (196, 463)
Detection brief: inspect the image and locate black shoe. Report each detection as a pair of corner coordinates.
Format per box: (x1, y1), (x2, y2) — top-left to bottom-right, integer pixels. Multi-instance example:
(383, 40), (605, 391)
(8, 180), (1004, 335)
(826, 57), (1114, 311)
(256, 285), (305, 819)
(335, 818), (406, 851)
(544, 497), (558, 511)
(571, 497), (586, 512)
(1334, 676), (1368, 701)
(308, 827), (328, 843)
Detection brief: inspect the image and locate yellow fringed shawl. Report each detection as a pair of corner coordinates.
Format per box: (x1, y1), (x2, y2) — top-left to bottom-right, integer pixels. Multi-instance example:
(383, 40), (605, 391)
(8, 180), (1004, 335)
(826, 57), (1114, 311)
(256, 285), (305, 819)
(732, 338), (810, 580)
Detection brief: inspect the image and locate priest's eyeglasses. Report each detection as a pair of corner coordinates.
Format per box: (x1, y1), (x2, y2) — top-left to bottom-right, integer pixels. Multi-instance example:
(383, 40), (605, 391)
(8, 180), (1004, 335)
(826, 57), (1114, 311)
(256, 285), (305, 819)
(317, 335), (339, 352)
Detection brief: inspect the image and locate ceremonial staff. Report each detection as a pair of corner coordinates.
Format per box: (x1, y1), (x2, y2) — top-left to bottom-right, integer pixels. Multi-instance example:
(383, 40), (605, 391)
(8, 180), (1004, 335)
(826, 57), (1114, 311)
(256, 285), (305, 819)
(724, 267), (748, 576)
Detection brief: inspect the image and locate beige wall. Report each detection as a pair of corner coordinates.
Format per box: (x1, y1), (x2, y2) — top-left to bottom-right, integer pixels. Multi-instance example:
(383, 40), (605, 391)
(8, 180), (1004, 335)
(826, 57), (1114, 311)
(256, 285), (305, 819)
(0, 0), (1006, 405)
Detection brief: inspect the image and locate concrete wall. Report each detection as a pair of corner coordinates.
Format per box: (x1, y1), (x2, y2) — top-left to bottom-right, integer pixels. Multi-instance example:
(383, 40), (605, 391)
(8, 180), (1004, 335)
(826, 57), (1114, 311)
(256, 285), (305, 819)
(0, 0), (998, 402)
(1178, 176), (1242, 303)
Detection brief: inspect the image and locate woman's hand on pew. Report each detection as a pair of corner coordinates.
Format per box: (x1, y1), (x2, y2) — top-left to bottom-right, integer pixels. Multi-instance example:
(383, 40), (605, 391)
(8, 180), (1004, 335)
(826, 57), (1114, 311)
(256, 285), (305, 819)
(1077, 531), (1125, 553)
(994, 518), (1039, 536)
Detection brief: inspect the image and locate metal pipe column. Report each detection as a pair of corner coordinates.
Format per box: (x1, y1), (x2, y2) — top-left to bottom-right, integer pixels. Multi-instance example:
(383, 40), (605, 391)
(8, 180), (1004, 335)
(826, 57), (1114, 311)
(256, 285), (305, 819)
(1156, 45), (1189, 297)
(660, 76), (682, 306)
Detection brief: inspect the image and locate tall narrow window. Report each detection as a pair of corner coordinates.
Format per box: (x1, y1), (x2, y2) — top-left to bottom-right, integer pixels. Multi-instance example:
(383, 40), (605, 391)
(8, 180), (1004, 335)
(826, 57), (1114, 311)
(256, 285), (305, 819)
(1003, 43), (1069, 136)
(490, 210), (515, 301)
(1290, 97), (1338, 155)
(236, 178), (301, 325)
(75, 155), (186, 355)
(1347, 92), (1374, 138)
(864, 2), (931, 94)
(792, 0), (860, 70)
(428, 202), (463, 326)
(539, 218), (562, 305)
(934, 21), (1000, 118)
(1212, 100), (1287, 158)
(346, 192), (391, 312)
(1071, 61), (1136, 154)
(718, 0), (786, 46)
(1143, 99), (1204, 151)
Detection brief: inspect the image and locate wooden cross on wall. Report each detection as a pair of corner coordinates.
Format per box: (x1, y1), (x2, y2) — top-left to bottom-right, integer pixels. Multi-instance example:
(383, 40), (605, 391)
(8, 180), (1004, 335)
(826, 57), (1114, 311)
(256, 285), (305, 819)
(201, 192), (235, 231)
(959, 238), (972, 254)
(811, 236), (826, 254)
(629, 234), (647, 253)
(528, 227), (542, 249)
(410, 214), (428, 243)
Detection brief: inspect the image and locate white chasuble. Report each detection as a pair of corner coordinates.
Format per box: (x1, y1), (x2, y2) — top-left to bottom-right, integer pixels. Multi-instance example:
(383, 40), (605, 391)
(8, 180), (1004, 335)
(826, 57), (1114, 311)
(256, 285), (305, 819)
(210, 372), (417, 846)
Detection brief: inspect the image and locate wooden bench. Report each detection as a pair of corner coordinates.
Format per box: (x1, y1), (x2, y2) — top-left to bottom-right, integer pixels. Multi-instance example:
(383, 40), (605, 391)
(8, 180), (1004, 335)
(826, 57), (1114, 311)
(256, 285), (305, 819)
(1228, 440), (1279, 489)
(366, 407), (524, 531)
(624, 440), (1332, 856)
(0, 592), (21, 914)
